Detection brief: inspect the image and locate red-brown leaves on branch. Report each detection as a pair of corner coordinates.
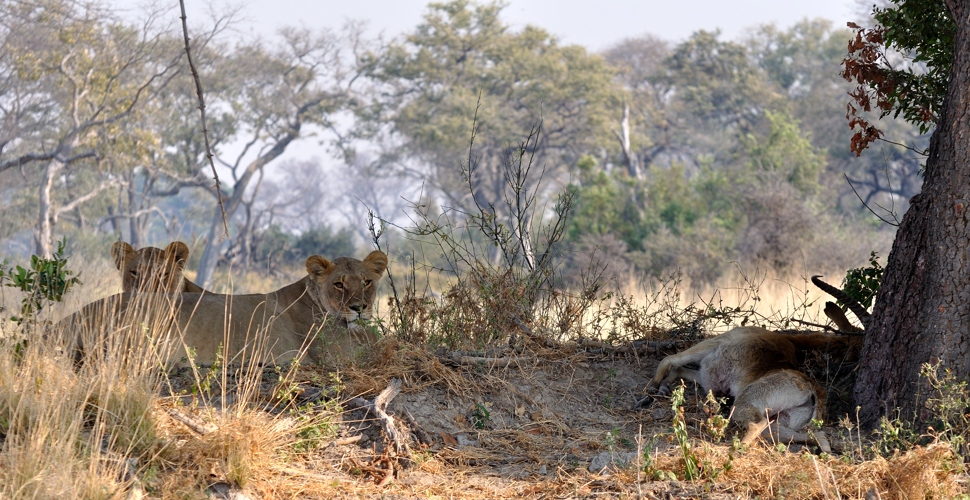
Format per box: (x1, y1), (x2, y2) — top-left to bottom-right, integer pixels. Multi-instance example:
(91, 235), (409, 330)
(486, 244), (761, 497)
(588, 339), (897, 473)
(841, 20), (939, 156)
(841, 23), (892, 156)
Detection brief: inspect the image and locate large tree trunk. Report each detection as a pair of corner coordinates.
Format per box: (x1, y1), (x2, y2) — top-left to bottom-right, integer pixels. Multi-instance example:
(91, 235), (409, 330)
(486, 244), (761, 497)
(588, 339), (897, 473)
(854, 0), (970, 429)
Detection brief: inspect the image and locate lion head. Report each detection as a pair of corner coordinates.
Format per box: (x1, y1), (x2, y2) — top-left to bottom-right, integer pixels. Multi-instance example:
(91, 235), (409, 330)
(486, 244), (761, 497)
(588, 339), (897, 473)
(306, 250), (388, 323)
(111, 241), (190, 293)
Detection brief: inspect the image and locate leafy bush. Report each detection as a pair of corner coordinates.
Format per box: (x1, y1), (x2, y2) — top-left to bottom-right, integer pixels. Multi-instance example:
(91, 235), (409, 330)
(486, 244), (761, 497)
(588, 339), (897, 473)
(0, 238), (82, 324)
(841, 251), (883, 310)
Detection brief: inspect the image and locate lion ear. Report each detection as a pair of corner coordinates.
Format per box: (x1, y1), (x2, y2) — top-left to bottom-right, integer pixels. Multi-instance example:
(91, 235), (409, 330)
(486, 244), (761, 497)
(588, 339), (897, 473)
(111, 241), (135, 271)
(164, 241), (190, 268)
(306, 255), (335, 277)
(362, 250), (388, 276)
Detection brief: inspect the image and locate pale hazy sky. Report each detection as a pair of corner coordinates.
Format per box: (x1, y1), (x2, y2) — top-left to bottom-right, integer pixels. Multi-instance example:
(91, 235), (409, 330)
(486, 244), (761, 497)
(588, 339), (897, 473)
(114, 0), (864, 49)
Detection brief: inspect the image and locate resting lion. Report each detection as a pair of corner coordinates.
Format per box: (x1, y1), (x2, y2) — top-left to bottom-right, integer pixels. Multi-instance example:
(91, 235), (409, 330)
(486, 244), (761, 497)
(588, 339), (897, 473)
(66, 250), (388, 369)
(646, 326), (844, 453)
(111, 241), (206, 293)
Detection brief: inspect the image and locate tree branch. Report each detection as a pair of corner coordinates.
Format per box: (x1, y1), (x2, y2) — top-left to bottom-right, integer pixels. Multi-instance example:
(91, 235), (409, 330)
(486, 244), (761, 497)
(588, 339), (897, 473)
(98, 206), (168, 224)
(53, 177), (124, 220)
(844, 173), (900, 226)
(0, 152), (55, 173)
(180, 0), (229, 239)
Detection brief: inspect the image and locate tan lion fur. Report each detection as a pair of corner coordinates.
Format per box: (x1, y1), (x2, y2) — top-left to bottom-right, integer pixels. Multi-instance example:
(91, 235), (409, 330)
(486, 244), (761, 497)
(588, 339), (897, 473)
(111, 241), (206, 293)
(647, 326), (853, 452)
(65, 250), (388, 369)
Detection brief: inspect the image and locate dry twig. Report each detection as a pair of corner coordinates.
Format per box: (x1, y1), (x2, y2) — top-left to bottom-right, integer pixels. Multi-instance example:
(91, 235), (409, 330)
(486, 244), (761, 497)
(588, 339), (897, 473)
(178, 0), (229, 238)
(577, 338), (677, 354)
(331, 435), (364, 447)
(166, 408), (217, 435)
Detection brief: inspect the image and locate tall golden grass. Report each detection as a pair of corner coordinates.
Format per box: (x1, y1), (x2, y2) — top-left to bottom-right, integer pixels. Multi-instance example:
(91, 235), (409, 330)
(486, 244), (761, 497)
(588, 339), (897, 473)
(0, 270), (166, 497)
(0, 256), (345, 498)
(0, 254), (964, 498)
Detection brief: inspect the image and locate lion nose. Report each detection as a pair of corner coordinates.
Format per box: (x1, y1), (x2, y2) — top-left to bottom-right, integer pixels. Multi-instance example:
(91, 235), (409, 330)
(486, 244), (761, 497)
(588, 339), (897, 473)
(350, 305), (365, 314)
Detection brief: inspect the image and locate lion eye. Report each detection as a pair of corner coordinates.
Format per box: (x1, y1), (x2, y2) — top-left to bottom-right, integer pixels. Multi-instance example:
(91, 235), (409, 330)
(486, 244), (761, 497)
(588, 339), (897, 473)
(333, 282), (344, 290)
(130, 271), (138, 277)
(363, 279), (372, 287)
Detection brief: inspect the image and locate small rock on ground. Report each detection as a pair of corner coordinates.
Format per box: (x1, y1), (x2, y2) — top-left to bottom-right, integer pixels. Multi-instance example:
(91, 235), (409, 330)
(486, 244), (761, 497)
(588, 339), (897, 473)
(588, 451), (639, 474)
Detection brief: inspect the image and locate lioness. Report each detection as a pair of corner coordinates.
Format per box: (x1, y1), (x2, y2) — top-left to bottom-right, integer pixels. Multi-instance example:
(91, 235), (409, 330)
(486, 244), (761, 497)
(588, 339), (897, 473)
(67, 250), (388, 369)
(647, 326), (837, 452)
(111, 241), (206, 293)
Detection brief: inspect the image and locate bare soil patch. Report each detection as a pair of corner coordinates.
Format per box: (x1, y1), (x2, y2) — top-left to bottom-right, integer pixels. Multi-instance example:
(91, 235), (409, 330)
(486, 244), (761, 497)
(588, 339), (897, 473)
(154, 338), (959, 499)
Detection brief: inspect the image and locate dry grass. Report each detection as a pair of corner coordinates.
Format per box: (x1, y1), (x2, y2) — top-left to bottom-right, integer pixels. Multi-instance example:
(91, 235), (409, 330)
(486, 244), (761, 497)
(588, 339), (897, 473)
(0, 257), (332, 498)
(153, 406), (299, 496)
(340, 339), (473, 397)
(200, 265), (305, 295)
(638, 439), (964, 499)
(0, 255), (967, 499)
(0, 302), (161, 498)
(617, 265), (862, 333)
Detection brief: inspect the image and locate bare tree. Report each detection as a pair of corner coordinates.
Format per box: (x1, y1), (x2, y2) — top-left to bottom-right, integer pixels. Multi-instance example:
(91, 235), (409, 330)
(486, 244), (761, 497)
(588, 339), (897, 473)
(0, 0), (182, 257)
(192, 25), (368, 286)
(602, 34), (671, 178)
(334, 152), (417, 243)
(222, 159), (334, 269)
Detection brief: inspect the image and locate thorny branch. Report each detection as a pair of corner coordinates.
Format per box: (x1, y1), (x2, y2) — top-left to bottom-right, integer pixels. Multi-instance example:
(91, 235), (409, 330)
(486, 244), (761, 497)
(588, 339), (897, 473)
(179, 0), (229, 239)
(367, 209), (406, 337)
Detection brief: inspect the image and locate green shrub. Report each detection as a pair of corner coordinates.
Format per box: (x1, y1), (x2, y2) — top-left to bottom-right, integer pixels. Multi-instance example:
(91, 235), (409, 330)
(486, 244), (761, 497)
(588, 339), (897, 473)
(841, 251), (883, 310)
(0, 237), (82, 324)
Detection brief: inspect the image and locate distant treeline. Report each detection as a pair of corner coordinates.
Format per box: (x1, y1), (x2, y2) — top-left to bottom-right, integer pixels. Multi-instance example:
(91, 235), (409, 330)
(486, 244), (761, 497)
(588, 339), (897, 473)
(0, 0), (925, 284)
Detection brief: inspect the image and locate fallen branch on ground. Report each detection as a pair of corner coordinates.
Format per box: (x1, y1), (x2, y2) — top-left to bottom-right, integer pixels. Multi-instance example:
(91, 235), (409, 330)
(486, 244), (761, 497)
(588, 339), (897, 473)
(346, 378), (410, 458)
(166, 409), (217, 435)
(331, 435), (363, 447)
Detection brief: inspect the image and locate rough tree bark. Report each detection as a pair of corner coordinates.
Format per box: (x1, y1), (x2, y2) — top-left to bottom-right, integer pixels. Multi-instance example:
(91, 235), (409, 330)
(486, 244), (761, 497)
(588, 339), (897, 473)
(854, 0), (970, 428)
